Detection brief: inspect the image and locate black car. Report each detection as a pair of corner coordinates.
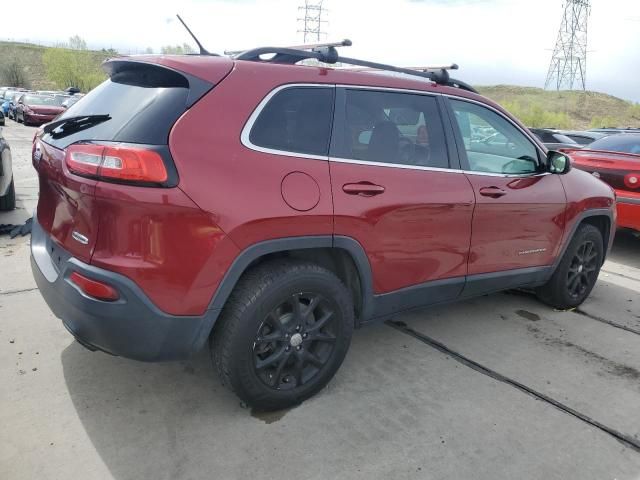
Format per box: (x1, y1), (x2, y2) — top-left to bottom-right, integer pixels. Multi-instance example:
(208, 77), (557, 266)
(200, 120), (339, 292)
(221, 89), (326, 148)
(555, 130), (608, 146)
(529, 128), (580, 150)
(0, 108), (4, 126)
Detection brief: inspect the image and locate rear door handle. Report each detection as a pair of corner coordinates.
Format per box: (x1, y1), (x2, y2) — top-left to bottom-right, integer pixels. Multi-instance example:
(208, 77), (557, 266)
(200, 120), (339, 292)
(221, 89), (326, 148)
(479, 186), (507, 198)
(342, 182), (385, 197)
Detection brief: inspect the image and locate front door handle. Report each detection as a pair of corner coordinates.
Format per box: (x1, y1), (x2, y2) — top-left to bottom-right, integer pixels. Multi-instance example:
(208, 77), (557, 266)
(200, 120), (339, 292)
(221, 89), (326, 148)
(342, 182), (386, 197)
(479, 186), (507, 198)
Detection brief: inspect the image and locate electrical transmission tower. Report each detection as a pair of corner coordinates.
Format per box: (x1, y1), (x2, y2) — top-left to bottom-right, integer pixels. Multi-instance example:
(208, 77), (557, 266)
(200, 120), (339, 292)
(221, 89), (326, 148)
(298, 1), (327, 43)
(545, 0), (591, 91)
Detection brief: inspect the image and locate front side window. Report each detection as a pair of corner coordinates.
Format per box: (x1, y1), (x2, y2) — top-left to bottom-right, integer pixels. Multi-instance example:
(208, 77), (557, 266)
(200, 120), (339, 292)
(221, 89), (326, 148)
(450, 99), (540, 175)
(249, 86), (334, 156)
(332, 89), (449, 168)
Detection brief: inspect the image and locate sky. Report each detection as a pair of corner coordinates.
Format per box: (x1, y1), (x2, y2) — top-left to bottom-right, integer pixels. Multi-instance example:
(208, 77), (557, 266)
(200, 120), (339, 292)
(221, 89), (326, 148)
(3, 0), (639, 102)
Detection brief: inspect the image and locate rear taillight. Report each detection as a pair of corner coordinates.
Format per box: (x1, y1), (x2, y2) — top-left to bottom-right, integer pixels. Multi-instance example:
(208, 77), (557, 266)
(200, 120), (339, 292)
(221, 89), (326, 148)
(624, 173), (640, 189)
(69, 272), (119, 301)
(64, 144), (168, 184)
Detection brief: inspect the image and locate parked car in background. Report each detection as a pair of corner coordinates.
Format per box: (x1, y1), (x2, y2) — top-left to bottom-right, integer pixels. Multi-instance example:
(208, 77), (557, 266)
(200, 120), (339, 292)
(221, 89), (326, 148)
(558, 130), (609, 146)
(0, 129), (14, 210)
(564, 134), (640, 232)
(61, 95), (80, 109)
(0, 109), (4, 126)
(4, 91), (25, 120)
(35, 90), (65, 96)
(590, 127), (640, 135)
(16, 94), (65, 126)
(31, 51), (616, 411)
(529, 128), (581, 150)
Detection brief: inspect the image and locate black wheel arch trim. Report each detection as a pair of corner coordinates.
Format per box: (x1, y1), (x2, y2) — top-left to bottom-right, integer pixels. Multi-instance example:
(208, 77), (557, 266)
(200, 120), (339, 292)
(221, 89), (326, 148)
(551, 208), (615, 274)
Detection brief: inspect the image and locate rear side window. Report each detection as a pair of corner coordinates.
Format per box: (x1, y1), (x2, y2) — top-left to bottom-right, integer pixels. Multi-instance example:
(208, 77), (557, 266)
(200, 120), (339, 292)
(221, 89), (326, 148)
(249, 87), (334, 156)
(42, 64), (194, 149)
(331, 89), (449, 169)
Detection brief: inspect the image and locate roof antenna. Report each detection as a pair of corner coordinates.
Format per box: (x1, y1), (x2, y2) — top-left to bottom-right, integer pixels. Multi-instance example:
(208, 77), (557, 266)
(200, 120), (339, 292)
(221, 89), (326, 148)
(176, 14), (213, 55)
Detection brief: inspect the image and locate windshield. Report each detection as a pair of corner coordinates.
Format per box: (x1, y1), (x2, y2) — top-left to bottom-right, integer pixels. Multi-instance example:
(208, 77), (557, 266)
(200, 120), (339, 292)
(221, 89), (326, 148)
(23, 95), (64, 106)
(588, 134), (640, 155)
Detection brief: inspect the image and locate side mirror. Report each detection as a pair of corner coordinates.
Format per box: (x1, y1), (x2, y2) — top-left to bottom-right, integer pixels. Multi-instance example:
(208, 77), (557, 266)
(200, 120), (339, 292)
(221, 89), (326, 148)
(547, 151), (571, 174)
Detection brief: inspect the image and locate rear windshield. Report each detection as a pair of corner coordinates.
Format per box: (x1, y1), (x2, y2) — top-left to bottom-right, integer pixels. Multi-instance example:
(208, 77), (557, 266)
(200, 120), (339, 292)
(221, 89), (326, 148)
(588, 134), (640, 155)
(42, 66), (190, 149)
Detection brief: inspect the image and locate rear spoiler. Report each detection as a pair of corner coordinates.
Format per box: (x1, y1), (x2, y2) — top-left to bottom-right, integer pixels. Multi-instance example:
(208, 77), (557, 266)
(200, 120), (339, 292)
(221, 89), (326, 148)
(103, 59), (214, 108)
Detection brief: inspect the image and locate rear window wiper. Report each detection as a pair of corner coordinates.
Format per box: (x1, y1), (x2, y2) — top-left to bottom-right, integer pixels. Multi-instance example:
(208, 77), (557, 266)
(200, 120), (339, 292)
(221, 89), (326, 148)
(43, 114), (111, 137)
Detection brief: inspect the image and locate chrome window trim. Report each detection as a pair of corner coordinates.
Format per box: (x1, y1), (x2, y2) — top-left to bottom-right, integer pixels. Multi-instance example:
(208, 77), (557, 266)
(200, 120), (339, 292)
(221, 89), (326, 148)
(336, 84), (438, 97)
(240, 83), (335, 161)
(328, 156), (463, 174)
(239, 82), (551, 179)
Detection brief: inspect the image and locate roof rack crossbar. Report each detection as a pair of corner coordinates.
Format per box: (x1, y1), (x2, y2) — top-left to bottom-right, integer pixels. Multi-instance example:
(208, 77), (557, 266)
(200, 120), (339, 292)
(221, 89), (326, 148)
(234, 46), (478, 94)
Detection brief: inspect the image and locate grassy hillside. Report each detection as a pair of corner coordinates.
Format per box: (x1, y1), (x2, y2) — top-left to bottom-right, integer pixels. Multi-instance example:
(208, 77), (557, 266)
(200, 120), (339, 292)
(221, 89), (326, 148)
(0, 41), (110, 90)
(477, 85), (640, 130)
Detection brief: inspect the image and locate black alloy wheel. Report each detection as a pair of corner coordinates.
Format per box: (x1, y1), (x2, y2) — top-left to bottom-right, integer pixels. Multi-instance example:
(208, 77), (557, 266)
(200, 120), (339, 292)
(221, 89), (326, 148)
(253, 292), (337, 390)
(566, 240), (599, 299)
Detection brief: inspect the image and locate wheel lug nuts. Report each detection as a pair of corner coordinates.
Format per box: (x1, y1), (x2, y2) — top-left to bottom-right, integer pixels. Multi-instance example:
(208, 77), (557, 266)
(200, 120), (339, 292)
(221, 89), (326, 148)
(296, 325), (301, 331)
(296, 346), (302, 351)
(303, 333), (308, 338)
(285, 346), (290, 351)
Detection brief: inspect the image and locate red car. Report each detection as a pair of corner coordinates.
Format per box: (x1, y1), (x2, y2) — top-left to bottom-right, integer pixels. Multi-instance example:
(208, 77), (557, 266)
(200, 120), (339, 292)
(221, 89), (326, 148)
(16, 94), (65, 126)
(563, 134), (640, 232)
(30, 48), (615, 410)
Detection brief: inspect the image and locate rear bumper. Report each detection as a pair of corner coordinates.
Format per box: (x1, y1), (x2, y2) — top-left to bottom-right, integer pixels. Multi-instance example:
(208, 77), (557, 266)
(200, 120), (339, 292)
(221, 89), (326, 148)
(30, 217), (220, 361)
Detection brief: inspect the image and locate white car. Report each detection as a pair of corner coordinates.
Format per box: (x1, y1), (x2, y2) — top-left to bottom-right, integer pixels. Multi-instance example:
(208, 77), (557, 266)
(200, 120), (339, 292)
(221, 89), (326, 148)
(0, 129), (14, 210)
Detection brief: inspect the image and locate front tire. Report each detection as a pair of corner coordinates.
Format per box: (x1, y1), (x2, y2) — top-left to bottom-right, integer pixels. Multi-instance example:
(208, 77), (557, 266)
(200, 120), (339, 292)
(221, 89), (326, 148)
(212, 260), (354, 411)
(536, 223), (603, 309)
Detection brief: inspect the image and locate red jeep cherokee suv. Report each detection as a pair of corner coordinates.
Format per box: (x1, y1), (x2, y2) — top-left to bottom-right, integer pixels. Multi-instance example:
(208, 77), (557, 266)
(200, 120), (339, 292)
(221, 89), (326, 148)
(31, 48), (616, 410)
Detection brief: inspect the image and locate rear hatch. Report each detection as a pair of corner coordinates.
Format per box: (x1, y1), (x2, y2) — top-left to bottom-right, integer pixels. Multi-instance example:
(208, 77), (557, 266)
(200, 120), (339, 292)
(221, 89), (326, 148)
(33, 57), (232, 263)
(568, 149), (640, 194)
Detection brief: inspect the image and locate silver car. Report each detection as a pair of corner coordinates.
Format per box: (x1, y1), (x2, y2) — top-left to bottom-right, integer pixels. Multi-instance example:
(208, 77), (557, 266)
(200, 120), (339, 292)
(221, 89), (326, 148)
(0, 129), (14, 210)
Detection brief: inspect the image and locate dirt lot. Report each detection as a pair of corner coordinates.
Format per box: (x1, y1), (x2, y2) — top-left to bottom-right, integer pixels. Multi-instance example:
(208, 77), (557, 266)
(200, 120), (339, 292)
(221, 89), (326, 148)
(1, 121), (639, 480)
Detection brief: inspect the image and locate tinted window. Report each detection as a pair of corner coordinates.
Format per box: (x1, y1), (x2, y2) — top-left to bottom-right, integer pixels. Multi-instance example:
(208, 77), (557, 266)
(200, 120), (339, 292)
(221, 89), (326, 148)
(588, 134), (640, 155)
(332, 89), (449, 168)
(41, 69), (190, 149)
(249, 87), (334, 156)
(451, 100), (540, 174)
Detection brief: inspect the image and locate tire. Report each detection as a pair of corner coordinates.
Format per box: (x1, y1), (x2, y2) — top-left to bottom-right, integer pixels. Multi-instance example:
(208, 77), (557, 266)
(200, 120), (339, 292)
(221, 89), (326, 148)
(536, 223), (603, 309)
(0, 178), (15, 211)
(212, 260), (354, 411)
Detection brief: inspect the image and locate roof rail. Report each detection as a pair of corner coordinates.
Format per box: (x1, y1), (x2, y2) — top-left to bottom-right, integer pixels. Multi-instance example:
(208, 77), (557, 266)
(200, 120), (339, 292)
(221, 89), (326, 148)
(233, 42), (477, 94)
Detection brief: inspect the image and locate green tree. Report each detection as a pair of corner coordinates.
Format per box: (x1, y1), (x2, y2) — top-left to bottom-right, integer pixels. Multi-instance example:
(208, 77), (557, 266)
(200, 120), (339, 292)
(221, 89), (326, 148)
(161, 43), (194, 54)
(42, 36), (106, 92)
(144, 47), (154, 54)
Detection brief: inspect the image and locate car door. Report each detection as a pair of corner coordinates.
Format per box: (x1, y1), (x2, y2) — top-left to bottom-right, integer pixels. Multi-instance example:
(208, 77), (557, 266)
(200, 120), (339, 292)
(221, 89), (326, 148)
(445, 97), (566, 294)
(329, 87), (475, 313)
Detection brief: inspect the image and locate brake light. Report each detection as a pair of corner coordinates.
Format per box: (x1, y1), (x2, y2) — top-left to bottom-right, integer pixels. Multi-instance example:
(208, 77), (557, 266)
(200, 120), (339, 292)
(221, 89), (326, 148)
(624, 173), (640, 189)
(69, 272), (119, 301)
(64, 144), (168, 184)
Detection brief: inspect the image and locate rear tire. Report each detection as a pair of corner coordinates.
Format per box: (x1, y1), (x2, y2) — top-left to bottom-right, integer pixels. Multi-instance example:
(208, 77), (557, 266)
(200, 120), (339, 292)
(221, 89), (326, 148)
(0, 178), (15, 211)
(536, 223), (603, 309)
(211, 260), (354, 411)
